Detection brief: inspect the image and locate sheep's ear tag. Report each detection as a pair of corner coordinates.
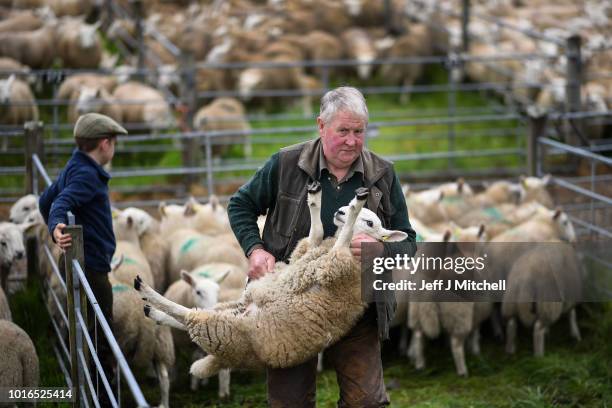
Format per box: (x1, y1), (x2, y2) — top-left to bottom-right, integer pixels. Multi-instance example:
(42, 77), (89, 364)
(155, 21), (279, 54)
(381, 235), (389, 242)
(111, 209), (120, 219)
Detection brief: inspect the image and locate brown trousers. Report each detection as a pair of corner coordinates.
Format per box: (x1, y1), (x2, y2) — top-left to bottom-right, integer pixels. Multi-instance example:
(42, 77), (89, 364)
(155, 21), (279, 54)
(267, 307), (389, 408)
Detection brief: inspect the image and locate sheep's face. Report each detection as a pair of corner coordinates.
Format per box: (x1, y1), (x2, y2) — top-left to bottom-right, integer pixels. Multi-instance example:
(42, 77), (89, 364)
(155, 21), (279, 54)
(487, 181), (525, 204)
(239, 68), (263, 100)
(23, 209), (44, 227)
(156, 65), (180, 90)
(78, 22), (101, 49)
(521, 175), (551, 192)
(181, 270), (230, 310)
(0, 223), (25, 267)
(9, 194), (38, 224)
(0, 75), (15, 104)
(76, 87), (103, 115)
(334, 207), (408, 242)
(122, 207), (155, 236)
(552, 209), (577, 243)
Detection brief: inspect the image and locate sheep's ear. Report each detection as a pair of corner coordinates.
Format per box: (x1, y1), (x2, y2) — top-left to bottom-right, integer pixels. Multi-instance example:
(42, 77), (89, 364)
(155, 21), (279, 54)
(443, 230), (452, 242)
(438, 191), (445, 201)
(209, 195), (219, 211)
(552, 207), (562, 220)
(519, 174), (526, 186)
(111, 207), (120, 219)
(181, 270), (195, 287)
(184, 200), (196, 217)
(380, 230), (408, 242)
(214, 269), (231, 284)
(542, 174), (552, 186)
(457, 177), (464, 193)
(127, 216), (133, 228)
(158, 202), (167, 218)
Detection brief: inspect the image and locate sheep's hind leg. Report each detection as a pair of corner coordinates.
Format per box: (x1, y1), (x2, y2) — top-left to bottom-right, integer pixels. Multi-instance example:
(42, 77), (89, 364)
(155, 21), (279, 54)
(218, 369), (231, 399)
(307, 181), (324, 247)
(154, 360), (170, 408)
(144, 305), (187, 330)
(191, 354), (224, 379)
(134, 276), (190, 323)
(451, 335), (468, 377)
(569, 308), (581, 341)
(505, 318), (517, 354)
(333, 188), (369, 250)
(533, 320), (546, 357)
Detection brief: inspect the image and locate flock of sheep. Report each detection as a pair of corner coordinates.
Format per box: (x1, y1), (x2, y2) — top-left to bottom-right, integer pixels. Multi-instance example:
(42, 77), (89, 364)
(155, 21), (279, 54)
(0, 173), (588, 405)
(1, 0), (610, 153)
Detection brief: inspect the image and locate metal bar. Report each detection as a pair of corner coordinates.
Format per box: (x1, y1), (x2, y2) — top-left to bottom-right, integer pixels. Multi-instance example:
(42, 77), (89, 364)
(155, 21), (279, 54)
(33, 154), (53, 187)
(72, 260), (149, 407)
(552, 178), (612, 206)
(45, 296), (70, 362)
(77, 348), (101, 408)
(47, 280), (69, 327)
(52, 342), (73, 389)
(43, 244), (66, 292)
(539, 137), (612, 166)
(76, 312), (117, 408)
(568, 215), (612, 239)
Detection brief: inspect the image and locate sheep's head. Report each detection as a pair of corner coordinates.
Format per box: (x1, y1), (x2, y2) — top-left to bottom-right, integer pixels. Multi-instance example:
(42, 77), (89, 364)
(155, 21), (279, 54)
(333, 207), (408, 242)
(238, 68), (263, 101)
(180, 269), (230, 309)
(76, 86), (104, 115)
(112, 209), (140, 244)
(9, 194), (38, 224)
(438, 178), (474, 198)
(550, 207), (577, 243)
(485, 180), (525, 204)
(78, 21), (101, 49)
(0, 222), (25, 268)
(449, 223), (487, 242)
(520, 174), (552, 192)
(121, 207), (156, 236)
(0, 74), (15, 105)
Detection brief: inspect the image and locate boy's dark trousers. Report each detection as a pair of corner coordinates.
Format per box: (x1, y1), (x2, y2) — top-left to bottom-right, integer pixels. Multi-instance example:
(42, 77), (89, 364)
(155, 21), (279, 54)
(266, 306), (390, 408)
(59, 255), (115, 405)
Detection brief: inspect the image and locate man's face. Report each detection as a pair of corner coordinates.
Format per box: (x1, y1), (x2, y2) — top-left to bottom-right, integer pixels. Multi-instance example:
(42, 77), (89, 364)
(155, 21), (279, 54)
(318, 110), (366, 170)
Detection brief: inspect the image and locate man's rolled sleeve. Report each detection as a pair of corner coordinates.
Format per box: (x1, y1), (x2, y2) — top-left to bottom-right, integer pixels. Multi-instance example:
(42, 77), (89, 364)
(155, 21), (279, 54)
(228, 153), (279, 256)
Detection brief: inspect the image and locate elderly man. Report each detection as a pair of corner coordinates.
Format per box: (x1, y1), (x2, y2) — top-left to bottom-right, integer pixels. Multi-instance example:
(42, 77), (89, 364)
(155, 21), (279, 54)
(228, 86), (416, 407)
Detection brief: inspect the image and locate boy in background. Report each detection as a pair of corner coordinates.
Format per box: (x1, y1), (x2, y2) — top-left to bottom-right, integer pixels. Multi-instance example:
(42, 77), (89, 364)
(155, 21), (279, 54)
(40, 113), (126, 403)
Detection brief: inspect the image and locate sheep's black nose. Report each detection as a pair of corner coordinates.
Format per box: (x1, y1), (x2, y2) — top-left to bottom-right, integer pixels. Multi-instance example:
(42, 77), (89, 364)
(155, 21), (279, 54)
(16, 251), (24, 260)
(8, 218), (14, 223)
(337, 210), (345, 216)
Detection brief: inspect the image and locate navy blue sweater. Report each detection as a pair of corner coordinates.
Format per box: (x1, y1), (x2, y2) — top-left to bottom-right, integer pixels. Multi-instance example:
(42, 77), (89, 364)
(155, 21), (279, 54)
(39, 149), (116, 273)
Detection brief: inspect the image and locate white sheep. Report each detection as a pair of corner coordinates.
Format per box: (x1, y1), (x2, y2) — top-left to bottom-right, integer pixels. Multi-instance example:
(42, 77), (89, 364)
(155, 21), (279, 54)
(520, 174), (554, 208)
(0, 21), (57, 69)
(161, 264), (243, 397)
(407, 225), (488, 376)
(112, 81), (175, 131)
(57, 18), (101, 69)
(0, 222), (26, 291)
(9, 194), (38, 224)
(193, 97), (252, 159)
(502, 241), (583, 356)
(118, 207), (170, 292)
(0, 75), (39, 151)
(108, 263), (174, 408)
(0, 320), (39, 389)
(341, 28), (376, 80)
(135, 183), (407, 378)
(70, 85), (122, 124)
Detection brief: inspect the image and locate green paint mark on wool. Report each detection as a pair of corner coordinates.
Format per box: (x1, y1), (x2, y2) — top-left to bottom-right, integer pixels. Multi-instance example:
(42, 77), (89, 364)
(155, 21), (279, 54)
(196, 270), (211, 278)
(442, 195), (463, 203)
(416, 233), (425, 242)
(483, 207), (504, 221)
(180, 238), (200, 254)
(112, 284), (129, 293)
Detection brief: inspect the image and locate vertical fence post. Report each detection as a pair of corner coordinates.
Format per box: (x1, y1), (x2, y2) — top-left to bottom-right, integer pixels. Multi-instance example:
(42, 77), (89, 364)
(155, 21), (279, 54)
(527, 106), (547, 177)
(565, 34), (583, 146)
(131, 0), (145, 79)
(180, 52), (199, 190)
(461, 0), (470, 54)
(64, 220), (86, 406)
(24, 121), (44, 195)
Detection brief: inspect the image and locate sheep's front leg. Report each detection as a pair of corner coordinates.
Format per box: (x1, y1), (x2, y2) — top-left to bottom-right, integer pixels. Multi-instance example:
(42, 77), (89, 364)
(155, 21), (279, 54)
(154, 361), (170, 408)
(533, 319), (546, 357)
(451, 336), (468, 377)
(134, 276), (190, 323)
(307, 181), (324, 247)
(144, 305), (187, 331)
(412, 330), (426, 370)
(505, 317), (517, 354)
(469, 327), (481, 355)
(218, 368), (231, 399)
(333, 188), (369, 250)
(569, 308), (581, 341)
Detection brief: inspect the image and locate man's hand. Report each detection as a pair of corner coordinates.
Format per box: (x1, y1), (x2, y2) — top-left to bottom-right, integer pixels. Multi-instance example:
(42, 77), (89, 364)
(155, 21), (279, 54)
(350, 233), (381, 262)
(53, 223), (71, 251)
(248, 248), (275, 280)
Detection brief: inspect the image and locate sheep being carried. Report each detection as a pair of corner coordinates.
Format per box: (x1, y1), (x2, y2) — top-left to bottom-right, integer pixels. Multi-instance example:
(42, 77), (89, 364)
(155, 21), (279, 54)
(134, 182), (407, 379)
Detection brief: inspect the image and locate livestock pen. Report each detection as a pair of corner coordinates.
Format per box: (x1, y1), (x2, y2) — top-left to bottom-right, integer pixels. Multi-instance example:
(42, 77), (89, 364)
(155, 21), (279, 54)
(1, 0), (611, 406)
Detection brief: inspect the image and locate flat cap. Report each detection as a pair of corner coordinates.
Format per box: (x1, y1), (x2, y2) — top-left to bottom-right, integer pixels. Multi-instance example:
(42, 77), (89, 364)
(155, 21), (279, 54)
(74, 113), (128, 139)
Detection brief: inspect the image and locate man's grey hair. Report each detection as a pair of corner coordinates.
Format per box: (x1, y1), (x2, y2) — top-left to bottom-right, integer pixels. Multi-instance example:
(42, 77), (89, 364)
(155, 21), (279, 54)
(319, 86), (369, 125)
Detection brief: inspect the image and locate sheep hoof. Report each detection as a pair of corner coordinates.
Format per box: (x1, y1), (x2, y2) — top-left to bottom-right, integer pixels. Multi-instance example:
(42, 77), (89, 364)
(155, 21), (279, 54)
(355, 187), (369, 200)
(144, 304), (151, 317)
(134, 275), (143, 290)
(307, 180), (322, 193)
